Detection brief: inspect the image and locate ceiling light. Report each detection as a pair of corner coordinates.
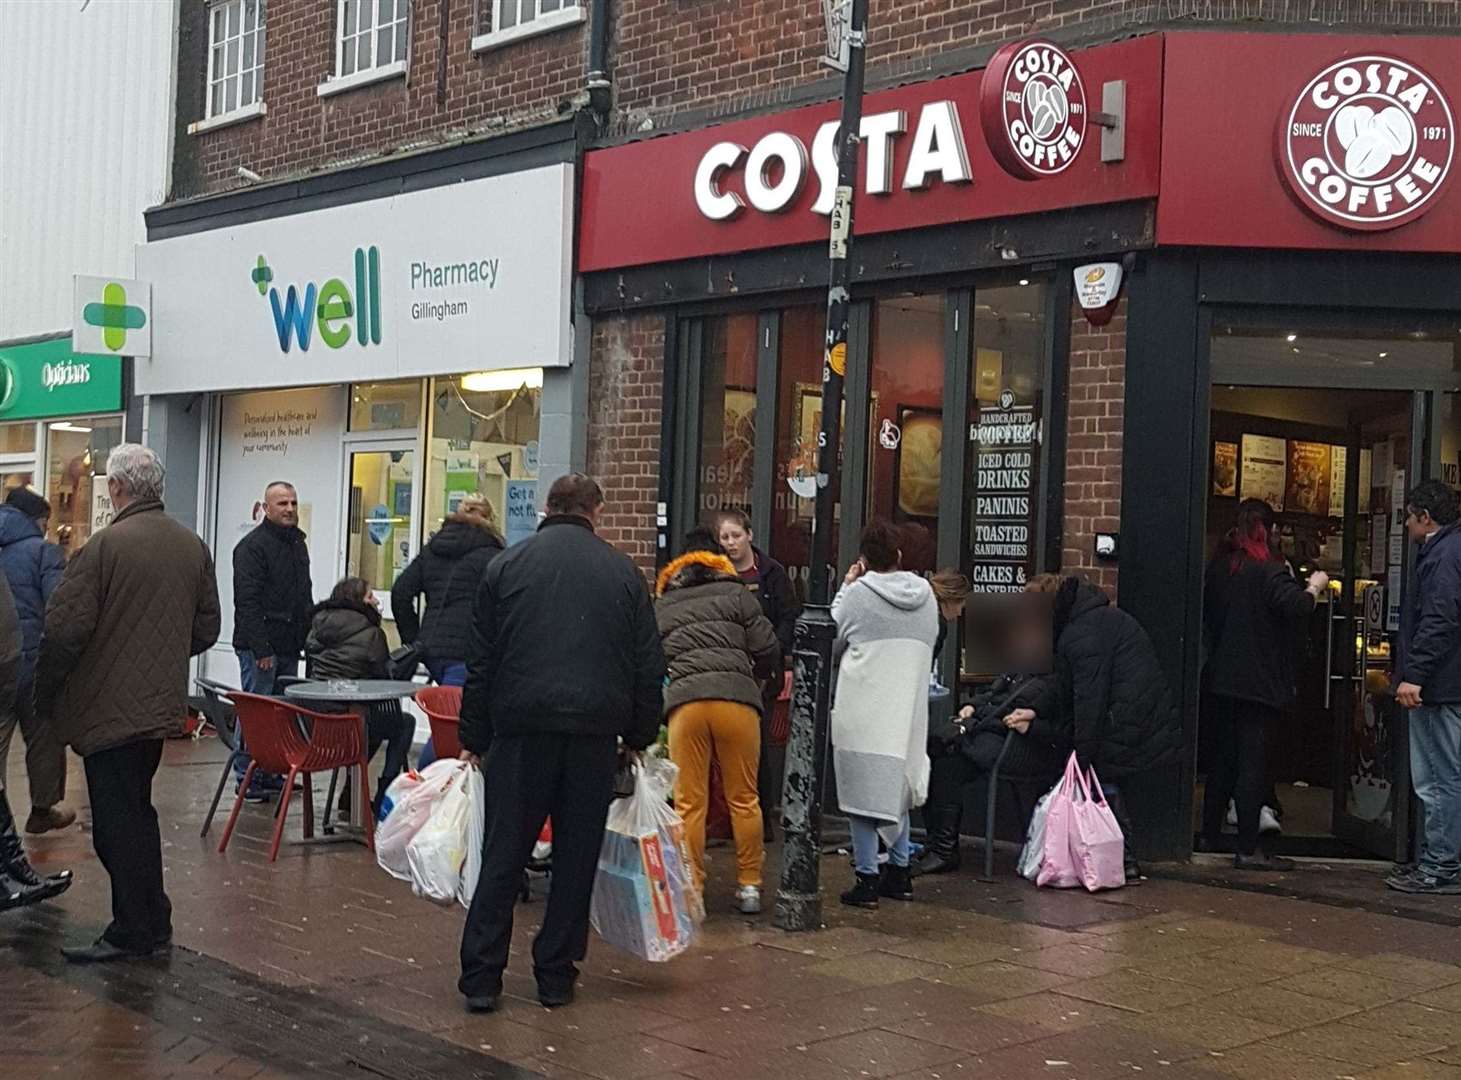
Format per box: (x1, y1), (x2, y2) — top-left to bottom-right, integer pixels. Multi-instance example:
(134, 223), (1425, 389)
(1285, 333), (1297, 343)
(459, 368), (544, 393)
(50, 422), (93, 433)
(1018, 278), (1030, 286)
(1379, 351), (1389, 358)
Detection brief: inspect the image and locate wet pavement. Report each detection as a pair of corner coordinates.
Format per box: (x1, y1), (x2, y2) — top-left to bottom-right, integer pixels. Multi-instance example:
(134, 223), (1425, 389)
(5, 734), (1461, 1079)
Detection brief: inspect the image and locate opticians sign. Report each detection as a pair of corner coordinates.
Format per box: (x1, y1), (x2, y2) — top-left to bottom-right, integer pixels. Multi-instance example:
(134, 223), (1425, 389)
(0, 336), (125, 421)
(1278, 55), (1455, 231)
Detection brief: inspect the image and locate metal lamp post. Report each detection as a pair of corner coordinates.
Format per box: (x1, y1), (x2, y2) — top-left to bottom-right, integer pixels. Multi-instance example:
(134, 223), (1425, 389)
(774, 0), (870, 933)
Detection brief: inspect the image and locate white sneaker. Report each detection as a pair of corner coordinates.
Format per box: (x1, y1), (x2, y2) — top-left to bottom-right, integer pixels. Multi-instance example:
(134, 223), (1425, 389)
(1259, 805), (1283, 834)
(1226, 800), (1237, 827)
(735, 886), (762, 915)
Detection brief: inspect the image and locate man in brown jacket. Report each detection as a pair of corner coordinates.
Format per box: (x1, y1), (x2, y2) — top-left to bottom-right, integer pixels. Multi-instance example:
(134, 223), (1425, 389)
(35, 444), (221, 962)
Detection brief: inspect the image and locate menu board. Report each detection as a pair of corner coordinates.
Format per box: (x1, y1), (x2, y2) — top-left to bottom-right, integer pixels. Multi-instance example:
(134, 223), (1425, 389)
(1212, 442), (1238, 497)
(1240, 434), (1287, 512)
(968, 389), (1037, 594)
(1286, 441), (1331, 516)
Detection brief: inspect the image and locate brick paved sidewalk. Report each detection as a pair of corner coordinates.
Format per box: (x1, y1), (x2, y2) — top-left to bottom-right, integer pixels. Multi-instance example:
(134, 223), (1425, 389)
(5, 737), (1461, 1080)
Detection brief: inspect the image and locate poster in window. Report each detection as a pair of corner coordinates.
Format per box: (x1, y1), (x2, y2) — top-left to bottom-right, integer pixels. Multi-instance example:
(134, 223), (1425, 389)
(1212, 441), (1238, 497)
(1285, 441), (1331, 516)
(790, 383), (878, 519)
(1358, 448), (1373, 514)
(719, 387), (757, 512)
(1328, 445), (1347, 518)
(892, 406), (942, 519)
(1239, 434), (1286, 512)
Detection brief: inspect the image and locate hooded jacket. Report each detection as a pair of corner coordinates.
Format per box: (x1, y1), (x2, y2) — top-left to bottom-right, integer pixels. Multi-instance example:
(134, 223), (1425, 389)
(306, 598), (389, 681)
(744, 547), (800, 656)
(0, 503), (64, 681)
(1203, 548), (1317, 710)
(391, 515), (505, 663)
(1034, 579), (1183, 778)
(655, 551), (781, 716)
(232, 518), (313, 660)
(830, 570), (940, 823)
(1399, 520), (1461, 704)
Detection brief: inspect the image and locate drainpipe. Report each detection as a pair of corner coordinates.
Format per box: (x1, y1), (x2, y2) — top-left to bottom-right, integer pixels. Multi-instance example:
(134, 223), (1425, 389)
(586, 0), (611, 117)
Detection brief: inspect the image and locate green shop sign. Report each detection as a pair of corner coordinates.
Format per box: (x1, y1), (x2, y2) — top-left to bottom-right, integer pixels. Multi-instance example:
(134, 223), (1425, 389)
(0, 336), (124, 421)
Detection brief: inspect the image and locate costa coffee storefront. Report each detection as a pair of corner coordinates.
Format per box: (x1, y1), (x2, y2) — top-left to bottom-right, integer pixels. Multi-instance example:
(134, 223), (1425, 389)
(581, 32), (1461, 861)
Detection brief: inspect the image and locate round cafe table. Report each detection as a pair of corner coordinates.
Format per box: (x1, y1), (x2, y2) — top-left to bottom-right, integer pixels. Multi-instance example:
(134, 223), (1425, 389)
(283, 680), (421, 832)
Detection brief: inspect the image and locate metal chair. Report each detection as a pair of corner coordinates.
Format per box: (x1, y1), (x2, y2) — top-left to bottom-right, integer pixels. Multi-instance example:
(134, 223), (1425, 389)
(196, 677), (247, 838)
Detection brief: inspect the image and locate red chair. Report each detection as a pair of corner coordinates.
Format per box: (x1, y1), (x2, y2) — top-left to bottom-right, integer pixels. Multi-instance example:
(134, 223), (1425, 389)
(217, 692), (375, 862)
(415, 685), (463, 760)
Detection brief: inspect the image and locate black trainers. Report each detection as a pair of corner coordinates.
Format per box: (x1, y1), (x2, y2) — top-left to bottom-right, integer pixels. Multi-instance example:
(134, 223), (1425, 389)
(1388, 869), (1461, 895)
(1234, 852), (1297, 872)
(879, 864), (914, 902)
(840, 872), (881, 909)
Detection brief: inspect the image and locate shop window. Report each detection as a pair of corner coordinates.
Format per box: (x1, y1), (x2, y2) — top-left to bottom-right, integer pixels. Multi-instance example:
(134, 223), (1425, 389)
(695, 314), (759, 528)
(350, 380), (422, 432)
(1, 473), (34, 498)
(334, 0), (408, 79)
(768, 307), (829, 605)
(45, 416), (124, 559)
(426, 371), (542, 545)
(0, 422), (37, 455)
(867, 294), (947, 576)
(963, 281), (1049, 677)
(206, 0), (266, 119)
(346, 445), (414, 646)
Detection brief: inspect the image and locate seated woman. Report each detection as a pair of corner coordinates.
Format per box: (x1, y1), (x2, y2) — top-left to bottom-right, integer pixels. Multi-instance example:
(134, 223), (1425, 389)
(306, 577), (415, 815)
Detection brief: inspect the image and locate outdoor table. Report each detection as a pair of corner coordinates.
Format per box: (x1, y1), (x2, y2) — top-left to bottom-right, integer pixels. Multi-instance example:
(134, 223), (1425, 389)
(283, 679), (420, 835)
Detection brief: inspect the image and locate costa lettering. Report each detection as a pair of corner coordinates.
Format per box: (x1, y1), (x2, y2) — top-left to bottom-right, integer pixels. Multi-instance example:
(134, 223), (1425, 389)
(1279, 55), (1455, 231)
(693, 100), (974, 222)
(980, 40), (1088, 180)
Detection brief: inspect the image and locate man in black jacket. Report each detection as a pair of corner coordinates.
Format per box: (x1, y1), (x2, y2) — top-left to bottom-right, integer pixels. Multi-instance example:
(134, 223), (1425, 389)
(231, 482), (313, 793)
(458, 473), (666, 1013)
(1392, 480), (1461, 895)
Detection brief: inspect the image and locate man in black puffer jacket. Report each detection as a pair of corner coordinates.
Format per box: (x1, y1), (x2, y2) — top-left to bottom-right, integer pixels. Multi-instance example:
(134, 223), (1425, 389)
(458, 474), (665, 1014)
(1017, 576), (1184, 879)
(391, 499), (504, 685)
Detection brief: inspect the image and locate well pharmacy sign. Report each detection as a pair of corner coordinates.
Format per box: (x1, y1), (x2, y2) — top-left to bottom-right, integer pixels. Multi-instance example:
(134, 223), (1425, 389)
(74, 276), (152, 358)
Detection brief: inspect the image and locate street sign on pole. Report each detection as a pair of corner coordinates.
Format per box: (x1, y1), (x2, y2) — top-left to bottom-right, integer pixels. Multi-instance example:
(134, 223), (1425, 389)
(821, 0), (851, 72)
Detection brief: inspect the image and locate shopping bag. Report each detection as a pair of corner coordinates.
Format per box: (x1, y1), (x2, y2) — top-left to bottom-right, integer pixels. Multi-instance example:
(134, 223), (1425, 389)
(456, 766), (485, 908)
(376, 759), (463, 883)
(1037, 754), (1085, 889)
(1072, 767), (1126, 892)
(590, 757), (703, 962)
(1018, 783), (1058, 882)
(405, 762), (475, 904)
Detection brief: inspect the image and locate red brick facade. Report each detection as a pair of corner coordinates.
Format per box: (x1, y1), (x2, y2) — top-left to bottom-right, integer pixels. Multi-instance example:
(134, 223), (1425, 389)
(1062, 298), (1127, 594)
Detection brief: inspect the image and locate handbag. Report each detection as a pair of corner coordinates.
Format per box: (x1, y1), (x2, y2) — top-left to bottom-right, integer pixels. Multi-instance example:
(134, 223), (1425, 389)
(388, 643), (421, 680)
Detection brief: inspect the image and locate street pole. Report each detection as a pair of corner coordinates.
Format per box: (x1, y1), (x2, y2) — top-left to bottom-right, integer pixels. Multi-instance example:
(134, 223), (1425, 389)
(774, 0), (869, 933)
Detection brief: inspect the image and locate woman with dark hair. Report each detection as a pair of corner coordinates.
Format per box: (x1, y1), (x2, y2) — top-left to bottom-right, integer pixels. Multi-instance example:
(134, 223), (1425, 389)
(1200, 498), (1328, 869)
(306, 577), (416, 813)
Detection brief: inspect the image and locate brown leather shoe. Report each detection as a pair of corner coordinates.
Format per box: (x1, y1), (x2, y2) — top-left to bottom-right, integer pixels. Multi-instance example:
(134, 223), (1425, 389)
(25, 806), (77, 835)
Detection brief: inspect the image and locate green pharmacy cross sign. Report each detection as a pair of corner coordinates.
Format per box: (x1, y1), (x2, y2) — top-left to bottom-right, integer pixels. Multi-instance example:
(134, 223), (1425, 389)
(73, 275), (152, 358)
(0, 336), (125, 421)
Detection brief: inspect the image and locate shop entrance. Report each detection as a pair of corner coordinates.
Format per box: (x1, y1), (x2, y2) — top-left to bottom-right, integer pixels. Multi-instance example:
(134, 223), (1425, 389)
(1199, 320), (1461, 860)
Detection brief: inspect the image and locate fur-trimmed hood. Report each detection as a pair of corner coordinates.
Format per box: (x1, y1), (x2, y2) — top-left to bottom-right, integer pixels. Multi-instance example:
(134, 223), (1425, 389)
(656, 550), (739, 596)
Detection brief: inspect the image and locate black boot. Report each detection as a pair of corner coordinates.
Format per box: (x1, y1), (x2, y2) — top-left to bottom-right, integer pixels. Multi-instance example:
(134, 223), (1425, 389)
(879, 864), (914, 901)
(912, 804), (962, 877)
(0, 791), (66, 911)
(840, 872), (881, 909)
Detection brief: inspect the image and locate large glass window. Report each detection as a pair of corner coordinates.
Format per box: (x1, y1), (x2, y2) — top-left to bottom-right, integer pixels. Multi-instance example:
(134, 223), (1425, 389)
(0, 422), (37, 454)
(346, 444), (414, 644)
(695, 314), (758, 526)
(425, 371), (542, 545)
(45, 415), (124, 558)
(206, 0), (266, 119)
(350, 380), (421, 432)
(769, 307), (828, 605)
(335, 0), (409, 79)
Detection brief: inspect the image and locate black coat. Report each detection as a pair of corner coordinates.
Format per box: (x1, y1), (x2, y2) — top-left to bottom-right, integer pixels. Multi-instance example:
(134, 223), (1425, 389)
(231, 519), (313, 659)
(390, 516), (504, 663)
(931, 673), (1064, 781)
(1035, 581), (1184, 778)
(1203, 550), (1317, 710)
(1399, 520), (1461, 704)
(746, 548), (799, 656)
(306, 599), (389, 681)
(460, 516), (666, 754)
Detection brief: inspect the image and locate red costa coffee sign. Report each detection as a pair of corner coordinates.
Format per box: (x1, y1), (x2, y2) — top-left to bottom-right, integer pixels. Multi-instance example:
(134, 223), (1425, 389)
(1279, 55), (1455, 231)
(980, 40), (1088, 180)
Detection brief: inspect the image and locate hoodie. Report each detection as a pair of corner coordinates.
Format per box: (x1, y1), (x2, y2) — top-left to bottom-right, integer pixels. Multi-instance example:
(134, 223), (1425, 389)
(390, 513), (504, 660)
(0, 503), (64, 679)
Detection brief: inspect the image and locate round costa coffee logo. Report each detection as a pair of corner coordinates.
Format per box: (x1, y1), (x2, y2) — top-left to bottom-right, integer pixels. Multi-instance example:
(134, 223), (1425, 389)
(1280, 55), (1455, 231)
(979, 40), (1087, 180)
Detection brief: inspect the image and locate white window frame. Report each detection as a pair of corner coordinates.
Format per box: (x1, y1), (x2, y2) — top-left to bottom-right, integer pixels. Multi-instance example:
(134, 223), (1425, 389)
(471, 0), (584, 55)
(194, 0), (267, 133)
(319, 0), (411, 97)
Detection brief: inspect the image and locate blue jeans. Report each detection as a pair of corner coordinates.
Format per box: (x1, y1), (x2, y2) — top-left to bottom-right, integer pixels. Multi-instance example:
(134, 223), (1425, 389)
(1409, 703), (1461, 878)
(851, 813), (910, 875)
(233, 650), (299, 779)
(417, 658), (467, 769)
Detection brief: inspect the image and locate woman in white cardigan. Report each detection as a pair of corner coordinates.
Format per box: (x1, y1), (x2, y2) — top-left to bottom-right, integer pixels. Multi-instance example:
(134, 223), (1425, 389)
(831, 520), (941, 909)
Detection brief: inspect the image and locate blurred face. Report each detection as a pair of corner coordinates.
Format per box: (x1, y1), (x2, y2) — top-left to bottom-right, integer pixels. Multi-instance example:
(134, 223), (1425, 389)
(264, 484), (299, 528)
(719, 521), (753, 565)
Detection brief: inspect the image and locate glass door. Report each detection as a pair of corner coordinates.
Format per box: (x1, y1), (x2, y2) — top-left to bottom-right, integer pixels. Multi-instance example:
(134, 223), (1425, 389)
(343, 439), (418, 646)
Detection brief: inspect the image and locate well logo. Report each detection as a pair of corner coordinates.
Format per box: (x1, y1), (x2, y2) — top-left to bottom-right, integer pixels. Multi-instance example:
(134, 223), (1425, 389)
(253, 247), (382, 353)
(81, 282), (148, 352)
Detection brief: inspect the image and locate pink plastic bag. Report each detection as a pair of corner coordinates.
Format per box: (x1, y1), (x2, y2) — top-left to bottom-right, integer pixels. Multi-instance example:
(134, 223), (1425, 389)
(1036, 753), (1126, 891)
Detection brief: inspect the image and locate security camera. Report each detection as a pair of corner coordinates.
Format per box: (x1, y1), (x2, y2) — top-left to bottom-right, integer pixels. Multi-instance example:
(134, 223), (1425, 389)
(236, 166), (263, 184)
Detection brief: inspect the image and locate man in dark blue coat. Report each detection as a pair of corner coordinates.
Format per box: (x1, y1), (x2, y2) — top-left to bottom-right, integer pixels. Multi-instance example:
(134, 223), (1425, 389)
(1392, 480), (1461, 895)
(0, 487), (71, 833)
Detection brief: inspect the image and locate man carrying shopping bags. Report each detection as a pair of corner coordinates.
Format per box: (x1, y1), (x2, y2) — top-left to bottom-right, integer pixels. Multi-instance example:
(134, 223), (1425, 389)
(457, 474), (666, 1014)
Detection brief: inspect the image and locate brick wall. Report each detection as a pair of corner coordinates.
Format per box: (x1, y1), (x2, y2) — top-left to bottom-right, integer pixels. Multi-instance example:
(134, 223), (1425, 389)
(1062, 297), (1126, 594)
(177, 0), (587, 198)
(587, 313), (664, 577)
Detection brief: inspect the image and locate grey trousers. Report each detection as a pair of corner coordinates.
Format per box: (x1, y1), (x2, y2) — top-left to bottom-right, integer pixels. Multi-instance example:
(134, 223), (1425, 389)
(0, 660), (67, 809)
